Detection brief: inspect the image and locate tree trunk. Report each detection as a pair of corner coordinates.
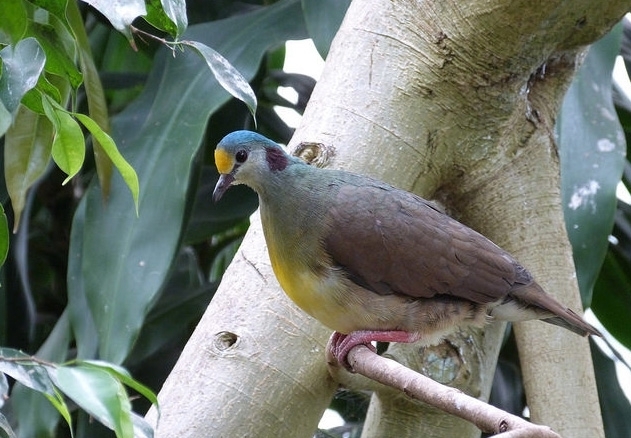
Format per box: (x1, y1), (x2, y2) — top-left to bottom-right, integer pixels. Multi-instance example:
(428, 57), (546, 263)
(148, 0), (628, 436)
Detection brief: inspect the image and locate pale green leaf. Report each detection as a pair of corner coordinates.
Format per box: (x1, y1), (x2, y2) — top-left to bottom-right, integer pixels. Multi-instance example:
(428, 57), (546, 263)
(79, 0), (146, 41)
(0, 204), (8, 266)
(0, 100), (10, 137)
(0, 348), (55, 395)
(41, 386), (74, 436)
(7, 310), (74, 437)
(0, 412), (18, 438)
(21, 74), (63, 114)
(0, 37), (46, 113)
(145, 0), (185, 39)
(67, 0), (115, 200)
(54, 365), (134, 438)
(0, 373), (8, 408)
(161, 0), (187, 37)
(4, 105), (53, 231)
(78, 360), (159, 412)
(558, 26), (626, 306)
(75, 114), (139, 211)
(184, 40), (257, 118)
(42, 100), (86, 185)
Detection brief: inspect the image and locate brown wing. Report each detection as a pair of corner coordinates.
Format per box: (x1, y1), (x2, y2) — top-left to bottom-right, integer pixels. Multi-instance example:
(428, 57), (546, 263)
(324, 181), (528, 304)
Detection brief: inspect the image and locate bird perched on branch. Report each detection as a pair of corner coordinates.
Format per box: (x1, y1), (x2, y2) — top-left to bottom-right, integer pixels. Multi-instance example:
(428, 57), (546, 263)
(212, 130), (600, 370)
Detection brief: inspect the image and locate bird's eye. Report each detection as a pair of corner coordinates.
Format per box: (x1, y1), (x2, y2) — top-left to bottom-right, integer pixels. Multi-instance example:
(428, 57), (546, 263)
(235, 150), (248, 163)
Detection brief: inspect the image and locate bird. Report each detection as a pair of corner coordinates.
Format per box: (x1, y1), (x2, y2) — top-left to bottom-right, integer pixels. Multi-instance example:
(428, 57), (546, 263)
(212, 130), (601, 370)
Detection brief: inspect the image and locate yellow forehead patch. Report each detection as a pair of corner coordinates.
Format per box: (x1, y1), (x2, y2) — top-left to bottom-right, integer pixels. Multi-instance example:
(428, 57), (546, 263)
(215, 149), (234, 174)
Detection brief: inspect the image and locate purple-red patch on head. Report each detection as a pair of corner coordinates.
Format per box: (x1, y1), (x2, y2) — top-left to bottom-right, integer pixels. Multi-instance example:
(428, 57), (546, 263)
(265, 147), (288, 171)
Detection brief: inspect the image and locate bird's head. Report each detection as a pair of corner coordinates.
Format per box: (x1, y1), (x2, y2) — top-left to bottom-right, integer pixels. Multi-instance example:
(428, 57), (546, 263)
(212, 130), (292, 202)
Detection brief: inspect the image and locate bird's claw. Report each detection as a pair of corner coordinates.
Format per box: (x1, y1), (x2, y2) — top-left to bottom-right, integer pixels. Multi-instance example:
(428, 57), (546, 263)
(328, 332), (376, 371)
(327, 330), (423, 372)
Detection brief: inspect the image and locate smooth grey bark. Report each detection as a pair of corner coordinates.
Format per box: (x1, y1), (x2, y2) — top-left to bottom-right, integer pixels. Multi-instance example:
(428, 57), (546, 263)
(148, 0), (629, 436)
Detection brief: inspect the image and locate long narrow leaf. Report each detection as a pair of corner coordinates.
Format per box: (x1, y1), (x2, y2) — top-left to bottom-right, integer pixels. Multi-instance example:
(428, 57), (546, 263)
(78, 360), (159, 412)
(3, 105), (53, 231)
(558, 26), (626, 306)
(7, 310), (74, 437)
(75, 113), (139, 212)
(0, 373), (7, 408)
(54, 365), (134, 438)
(0, 204), (8, 266)
(68, 0), (307, 364)
(184, 40), (257, 118)
(67, 0), (115, 200)
(0, 412), (18, 438)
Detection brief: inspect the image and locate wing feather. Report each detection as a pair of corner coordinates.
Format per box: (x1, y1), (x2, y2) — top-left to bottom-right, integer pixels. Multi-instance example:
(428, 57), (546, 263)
(324, 181), (523, 304)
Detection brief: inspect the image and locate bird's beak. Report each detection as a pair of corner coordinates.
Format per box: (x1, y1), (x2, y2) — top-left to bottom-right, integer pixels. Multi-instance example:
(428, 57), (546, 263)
(213, 173), (235, 202)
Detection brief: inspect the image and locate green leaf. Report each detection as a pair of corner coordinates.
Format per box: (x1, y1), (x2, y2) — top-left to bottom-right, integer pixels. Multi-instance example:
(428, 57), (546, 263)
(42, 98), (86, 185)
(591, 339), (631, 438)
(184, 40), (258, 118)
(29, 0), (71, 31)
(161, 0), (187, 38)
(67, 199), (99, 360)
(145, 0), (187, 39)
(75, 113), (139, 212)
(79, 0), (146, 42)
(0, 412), (18, 438)
(0, 100), (10, 139)
(77, 360), (159, 412)
(557, 26), (626, 306)
(592, 248), (631, 349)
(0, 0), (27, 45)
(27, 21), (83, 89)
(41, 386), (73, 436)
(21, 74), (63, 114)
(68, 0), (307, 364)
(130, 413), (154, 438)
(301, 0), (351, 58)
(54, 365), (134, 438)
(4, 105), (53, 231)
(126, 248), (215, 364)
(7, 310), (73, 437)
(0, 373), (8, 408)
(51, 110), (86, 184)
(0, 204), (8, 267)
(67, 0), (115, 201)
(0, 37), (46, 114)
(0, 348), (55, 395)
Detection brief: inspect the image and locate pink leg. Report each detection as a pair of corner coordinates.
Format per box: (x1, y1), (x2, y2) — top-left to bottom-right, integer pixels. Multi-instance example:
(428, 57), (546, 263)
(328, 330), (421, 371)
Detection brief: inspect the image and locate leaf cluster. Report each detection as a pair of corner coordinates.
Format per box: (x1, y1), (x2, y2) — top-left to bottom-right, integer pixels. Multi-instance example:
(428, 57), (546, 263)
(0, 0), (325, 436)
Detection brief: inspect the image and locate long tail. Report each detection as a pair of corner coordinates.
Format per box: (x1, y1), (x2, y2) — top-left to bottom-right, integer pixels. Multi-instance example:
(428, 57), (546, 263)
(509, 282), (601, 337)
(542, 310), (601, 337)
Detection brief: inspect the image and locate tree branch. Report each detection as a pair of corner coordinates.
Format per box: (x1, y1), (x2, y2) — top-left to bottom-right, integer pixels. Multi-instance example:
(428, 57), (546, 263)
(328, 343), (561, 438)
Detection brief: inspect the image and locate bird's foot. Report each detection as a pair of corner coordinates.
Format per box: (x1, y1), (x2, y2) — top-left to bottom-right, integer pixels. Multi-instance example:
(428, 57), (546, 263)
(328, 330), (421, 372)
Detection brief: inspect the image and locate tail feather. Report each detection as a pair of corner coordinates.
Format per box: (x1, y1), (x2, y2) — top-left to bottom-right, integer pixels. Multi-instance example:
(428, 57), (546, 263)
(507, 282), (601, 337)
(542, 310), (601, 337)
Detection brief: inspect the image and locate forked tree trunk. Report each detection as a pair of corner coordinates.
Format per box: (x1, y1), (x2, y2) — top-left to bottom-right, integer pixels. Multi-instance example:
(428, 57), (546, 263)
(148, 1), (628, 436)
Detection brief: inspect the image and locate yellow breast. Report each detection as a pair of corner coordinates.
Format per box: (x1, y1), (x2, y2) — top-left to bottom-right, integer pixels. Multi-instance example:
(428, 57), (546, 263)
(268, 243), (322, 316)
(267, 237), (358, 333)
